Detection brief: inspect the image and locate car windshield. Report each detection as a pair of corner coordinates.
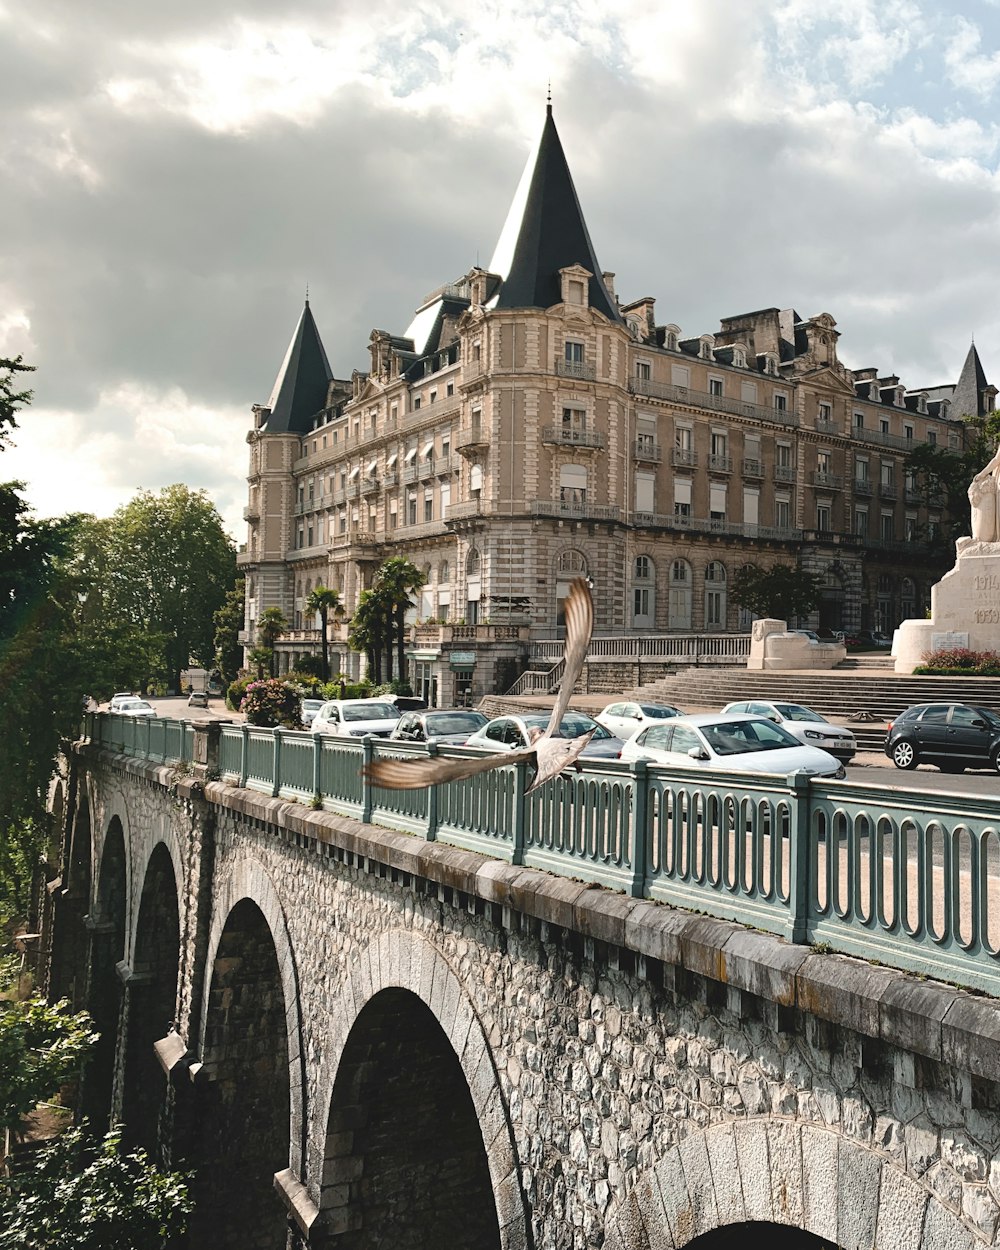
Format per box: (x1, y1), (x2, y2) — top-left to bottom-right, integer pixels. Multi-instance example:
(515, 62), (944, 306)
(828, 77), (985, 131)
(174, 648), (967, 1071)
(773, 704), (825, 723)
(701, 719), (800, 756)
(342, 702), (397, 722)
(426, 712), (487, 735)
(302, 700), (323, 710)
(521, 714), (610, 740)
(640, 705), (677, 718)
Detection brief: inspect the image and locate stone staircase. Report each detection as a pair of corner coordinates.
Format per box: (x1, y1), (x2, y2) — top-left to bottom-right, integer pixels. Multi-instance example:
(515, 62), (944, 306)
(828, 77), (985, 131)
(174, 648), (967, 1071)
(623, 669), (1000, 752)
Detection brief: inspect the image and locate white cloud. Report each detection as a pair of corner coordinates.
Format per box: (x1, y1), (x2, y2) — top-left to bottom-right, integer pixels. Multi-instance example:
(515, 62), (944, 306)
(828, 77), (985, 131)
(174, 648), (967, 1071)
(945, 17), (1000, 100)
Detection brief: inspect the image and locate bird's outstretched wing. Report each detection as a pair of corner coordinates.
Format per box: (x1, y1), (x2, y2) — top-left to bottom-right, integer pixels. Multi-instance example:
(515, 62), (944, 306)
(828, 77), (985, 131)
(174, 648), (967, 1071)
(363, 747), (536, 790)
(546, 577), (594, 737)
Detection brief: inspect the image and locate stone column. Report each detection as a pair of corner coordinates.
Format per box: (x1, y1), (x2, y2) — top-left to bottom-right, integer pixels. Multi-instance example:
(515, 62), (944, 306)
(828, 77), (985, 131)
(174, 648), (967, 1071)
(190, 719), (231, 780)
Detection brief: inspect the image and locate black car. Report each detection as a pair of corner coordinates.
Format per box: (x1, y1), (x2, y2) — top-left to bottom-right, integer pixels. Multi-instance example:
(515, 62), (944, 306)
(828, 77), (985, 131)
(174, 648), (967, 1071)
(885, 703), (1000, 773)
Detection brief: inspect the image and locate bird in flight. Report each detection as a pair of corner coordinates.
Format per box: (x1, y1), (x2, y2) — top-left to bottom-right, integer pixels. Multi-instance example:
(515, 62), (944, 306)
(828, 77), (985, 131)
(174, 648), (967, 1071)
(363, 577), (594, 794)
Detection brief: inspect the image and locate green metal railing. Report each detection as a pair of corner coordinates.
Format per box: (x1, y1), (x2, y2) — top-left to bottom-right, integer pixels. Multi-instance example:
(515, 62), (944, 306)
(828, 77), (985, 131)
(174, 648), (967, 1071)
(83, 714), (1000, 995)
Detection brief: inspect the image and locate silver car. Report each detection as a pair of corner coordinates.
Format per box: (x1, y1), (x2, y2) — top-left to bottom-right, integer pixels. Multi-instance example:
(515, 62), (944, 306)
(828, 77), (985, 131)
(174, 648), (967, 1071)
(620, 713), (845, 778)
(310, 698), (400, 738)
(464, 712), (625, 760)
(596, 700), (684, 740)
(721, 700), (856, 762)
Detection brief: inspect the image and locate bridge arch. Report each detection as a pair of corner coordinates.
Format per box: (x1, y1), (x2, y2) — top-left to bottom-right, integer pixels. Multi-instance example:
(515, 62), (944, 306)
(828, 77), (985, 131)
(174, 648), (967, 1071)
(189, 881), (297, 1250)
(603, 1119), (975, 1249)
(126, 813), (185, 964)
(316, 928), (528, 1249)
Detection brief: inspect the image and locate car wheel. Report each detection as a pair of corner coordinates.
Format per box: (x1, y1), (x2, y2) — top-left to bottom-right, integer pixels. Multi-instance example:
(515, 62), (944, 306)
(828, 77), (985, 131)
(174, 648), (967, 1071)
(891, 740), (918, 770)
(992, 749), (1000, 775)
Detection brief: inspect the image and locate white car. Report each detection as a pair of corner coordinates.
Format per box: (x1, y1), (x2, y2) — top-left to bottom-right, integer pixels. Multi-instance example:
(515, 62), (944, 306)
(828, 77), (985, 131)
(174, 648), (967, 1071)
(114, 698), (157, 718)
(721, 700), (856, 762)
(596, 700), (684, 740)
(464, 712), (625, 760)
(310, 698), (400, 738)
(619, 713), (844, 778)
(300, 698), (325, 728)
(109, 692), (136, 710)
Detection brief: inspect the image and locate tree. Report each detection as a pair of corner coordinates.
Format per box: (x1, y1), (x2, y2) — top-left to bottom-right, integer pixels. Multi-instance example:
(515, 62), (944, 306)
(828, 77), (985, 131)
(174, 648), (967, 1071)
(906, 412), (1000, 546)
(374, 557), (426, 689)
(304, 585), (342, 682)
(0, 1127), (192, 1250)
(256, 606), (288, 676)
(0, 999), (96, 1137)
(348, 589), (392, 684)
(0, 356), (34, 449)
(213, 578), (246, 687)
(95, 486), (237, 691)
(731, 563), (821, 624)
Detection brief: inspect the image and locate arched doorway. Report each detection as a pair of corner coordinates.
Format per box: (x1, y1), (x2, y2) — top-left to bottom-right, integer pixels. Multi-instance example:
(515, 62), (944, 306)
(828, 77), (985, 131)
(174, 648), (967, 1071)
(121, 843), (179, 1159)
(323, 987), (501, 1249)
(80, 818), (127, 1131)
(188, 898), (291, 1250)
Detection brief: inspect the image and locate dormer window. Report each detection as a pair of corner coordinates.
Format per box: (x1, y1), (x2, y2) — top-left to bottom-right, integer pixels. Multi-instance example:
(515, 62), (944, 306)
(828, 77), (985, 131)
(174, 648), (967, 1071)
(664, 324), (681, 352)
(559, 265), (592, 308)
(699, 336), (714, 361)
(917, 394), (927, 414)
(869, 383), (879, 400)
(895, 388), (904, 407)
(733, 347), (746, 368)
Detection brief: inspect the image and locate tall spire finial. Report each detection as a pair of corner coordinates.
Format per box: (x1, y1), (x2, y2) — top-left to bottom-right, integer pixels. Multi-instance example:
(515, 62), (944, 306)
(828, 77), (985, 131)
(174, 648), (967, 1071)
(546, 81), (552, 117)
(305, 281), (309, 306)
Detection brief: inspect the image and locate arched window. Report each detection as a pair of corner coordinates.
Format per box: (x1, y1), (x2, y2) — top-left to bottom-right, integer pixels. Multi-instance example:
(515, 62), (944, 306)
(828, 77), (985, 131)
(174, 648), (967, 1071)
(558, 549), (588, 576)
(466, 549), (482, 624)
(559, 464), (587, 507)
(470, 464), (483, 494)
(704, 562), (727, 629)
(632, 556), (655, 627)
(439, 560), (450, 584)
(668, 559), (692, 630)
(466, 549), (481, 576)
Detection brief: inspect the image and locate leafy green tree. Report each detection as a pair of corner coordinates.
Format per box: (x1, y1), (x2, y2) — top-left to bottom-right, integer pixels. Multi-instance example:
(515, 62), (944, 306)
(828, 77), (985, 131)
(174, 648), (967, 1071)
(374, 557), (426, 688)
(906, 414), (1000, 546)
(0, 1126), (191, 1250)
(0, 355), (34, 448)
(96, 486), (237, 691)
(731, 563), (821, 624)
(304, 584), (342, 681)
(256, 606), (288, 677)
(348, 588), (392, 684)
(213, 578), (246, 687)
(0, 999), (97, 1137)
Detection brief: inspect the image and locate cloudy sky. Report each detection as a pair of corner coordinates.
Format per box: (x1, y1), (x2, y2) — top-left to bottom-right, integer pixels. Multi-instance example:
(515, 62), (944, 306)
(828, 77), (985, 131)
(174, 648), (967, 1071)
(3, 0), (999, 541)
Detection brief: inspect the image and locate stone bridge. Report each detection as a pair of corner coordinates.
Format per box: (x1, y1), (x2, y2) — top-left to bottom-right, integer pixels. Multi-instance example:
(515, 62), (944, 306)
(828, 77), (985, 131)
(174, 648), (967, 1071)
(40, 726), (1000, 1250)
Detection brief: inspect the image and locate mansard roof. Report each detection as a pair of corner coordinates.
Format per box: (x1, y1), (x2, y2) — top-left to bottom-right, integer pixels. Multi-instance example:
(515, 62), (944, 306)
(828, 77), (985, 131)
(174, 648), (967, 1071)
(263, 300), (334, 434)
(489, 105), (622, 323)
(951, 342), (991, 418)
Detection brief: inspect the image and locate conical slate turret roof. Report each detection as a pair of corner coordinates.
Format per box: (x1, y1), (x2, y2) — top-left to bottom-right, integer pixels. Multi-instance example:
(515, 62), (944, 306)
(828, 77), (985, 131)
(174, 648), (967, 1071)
(264, 301), (334, 434)
(489, 105), (621, 322)
(951, 341), (990, 419)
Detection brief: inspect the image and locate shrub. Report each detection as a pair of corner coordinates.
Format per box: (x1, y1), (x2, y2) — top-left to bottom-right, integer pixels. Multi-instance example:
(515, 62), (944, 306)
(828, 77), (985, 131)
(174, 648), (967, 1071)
(914, 647), (1000, 677)
(226, 676), (253, 711)
(240, 680), (302, 728)
(285, 670), (325, 696)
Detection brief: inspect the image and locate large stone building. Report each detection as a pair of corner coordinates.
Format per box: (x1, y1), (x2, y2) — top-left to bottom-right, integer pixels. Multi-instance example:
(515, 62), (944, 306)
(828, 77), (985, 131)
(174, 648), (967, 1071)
(239, 104), (996, 703)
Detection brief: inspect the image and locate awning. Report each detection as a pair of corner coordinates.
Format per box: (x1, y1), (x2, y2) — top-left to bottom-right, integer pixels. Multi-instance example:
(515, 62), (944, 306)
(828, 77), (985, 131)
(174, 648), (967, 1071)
(348, 465), (360, 480)
(367, 459), (378, 474)
(405, 448), (418, 463)
(422, 439), (434, 457)
(386, 452), (398, 468)
(405, 649), (441, 661)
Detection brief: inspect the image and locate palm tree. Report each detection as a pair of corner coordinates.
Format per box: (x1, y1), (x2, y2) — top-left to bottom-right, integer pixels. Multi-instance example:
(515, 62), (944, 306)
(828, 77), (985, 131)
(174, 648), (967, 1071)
(348, 589), (392, 684)
(375, 557), (427, 691)
(256, 606), (288, 676)
(305, 585), (342, 682)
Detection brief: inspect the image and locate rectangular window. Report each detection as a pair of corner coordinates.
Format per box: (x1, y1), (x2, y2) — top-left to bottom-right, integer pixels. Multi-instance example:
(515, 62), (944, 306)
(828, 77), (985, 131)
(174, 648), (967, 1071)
(565, 340), (584, 363)
(774, 496), (790, 529)
(429, 389), (437, 404)
(743, 488), (759, 526)
(773, 393), (787, 412)
(819, 402), (832, 422)
(817, 450), (831, 474)
(710, 483), (727, 520)
(854, 411), (864, 429)
(636, 360), (651, 381)
(446, 382), (454, 397)
(816, 502), (831, 532)
(776, 442), (791, 468)
(879, 417), (889, 434)
(407, 493), (417, 525)
(674, 425), (692, 451)
(423, 491), (433, 522)
(562, 406), (585, 432)
(674, 477), (692, 518)
(904, 423), (914, 441)
(740, 381), (758, 403)
(855, 456), (869, 482)
(440, 481), (451, 513)
(413, 396), (421, 411)
(672, 364), (691, 388)
(634, 472), (655, 513)
(928, 429), (937, 445)
(881, 511), (894, 541)
(880, 461), (894, 488)
(709, 377), (723, 397)
(855, 508), (868, 537)
(389, 499), (398, 529)
(711, 431), (727, 457)
(905, 514), (917, 541)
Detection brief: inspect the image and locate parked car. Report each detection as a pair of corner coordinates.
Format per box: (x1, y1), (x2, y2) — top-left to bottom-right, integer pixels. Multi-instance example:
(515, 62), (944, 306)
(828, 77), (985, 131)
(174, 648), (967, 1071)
(852, 629), (892, 648)
(619, 713), (845, 778)
(310, 698), (400, 738)
(384, 693), (429, 713)
(390, 709), (489, 745)
(115, 698), (157, 718)
(596, 701), (684, 740)
(721, 700), (857, 762)
(188, 690), (209, 708)
(109, 692), (136, 710)
(464, 712), (625, 760)
(789, 629), (821, 643)
(300, 698), (325, 728)
(885, 703), (1000, 773)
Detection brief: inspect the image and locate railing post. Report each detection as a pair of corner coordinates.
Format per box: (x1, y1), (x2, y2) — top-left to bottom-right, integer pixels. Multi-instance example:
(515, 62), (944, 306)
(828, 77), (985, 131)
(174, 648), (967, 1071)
(784, 770), (813, 945)
(311, 733), (322, 803)
(271, 728), (283, 798)
(629, 761), (649, 898)
(425, 745), (438, 841)
(361, 737), (374, 823)
(511, 761), (527, 865)
(239, 724), (249, 788)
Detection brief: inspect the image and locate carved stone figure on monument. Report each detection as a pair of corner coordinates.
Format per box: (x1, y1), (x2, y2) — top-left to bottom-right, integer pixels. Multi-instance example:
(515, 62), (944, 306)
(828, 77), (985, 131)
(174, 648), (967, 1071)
(968, 445), (1000, 543)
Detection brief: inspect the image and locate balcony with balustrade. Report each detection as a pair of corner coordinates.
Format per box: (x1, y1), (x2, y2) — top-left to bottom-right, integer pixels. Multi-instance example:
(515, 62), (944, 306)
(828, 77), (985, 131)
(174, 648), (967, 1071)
(741, 458), (764, 479)
(456, 426), (489, 455)
(853, 477), (873, 496)
(810, 470), (844, 490)
(707, 454), (733, 475)
(773, 464), (796, 483)
(631, 512), (803, 542)
(671, 447), (698, 469)
(541, 426), (606, 450)
(880, 481), (898, 500)
(531, 499), (620, 523)
(555, 360), (596, 381)
(633, 437), (661, 463)
(630, 376), (800, 428)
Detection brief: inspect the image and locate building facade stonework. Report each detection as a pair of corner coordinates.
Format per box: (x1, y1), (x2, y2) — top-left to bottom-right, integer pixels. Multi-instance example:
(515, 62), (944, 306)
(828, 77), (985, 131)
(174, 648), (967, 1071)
(240, 106), (996, 701)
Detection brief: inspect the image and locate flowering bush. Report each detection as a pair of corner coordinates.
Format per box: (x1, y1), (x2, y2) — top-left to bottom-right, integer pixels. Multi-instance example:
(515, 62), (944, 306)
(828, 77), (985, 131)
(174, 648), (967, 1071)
(914, 647), (1000, 677)
(240, 679), (302, 728)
